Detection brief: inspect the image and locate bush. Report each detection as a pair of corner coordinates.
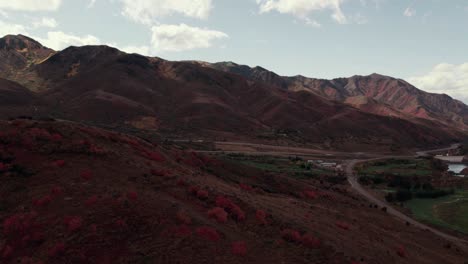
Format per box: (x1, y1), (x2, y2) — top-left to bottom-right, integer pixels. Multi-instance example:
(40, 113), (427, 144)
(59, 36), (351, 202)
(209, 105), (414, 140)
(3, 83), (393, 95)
(385, 193), (395, 203)
(215, 196), (245, 221)
(255, 210), (268, 225)
(208, 207), (228, 223)
(231, 241), (247, 256)
(80, 170), (93, 181)
(48, 242), (65, 257)
(301, 234), (321, 249)
(281, 229), (302, 243)
(303, 190), (318, 199)
(64, 216), (82, 232)
(127, 191), (138, 201)
(176, 211), (192, 225)
(175, 225), (192, 237)
(33, 195), (53, 207)
(51, 160), (66, 168)
(335, 221), (350, 230)
(196, 190), (209, 200)
(395, 189), (412, 202)
(414, 189), (454, 199)
(396, 245), (406, 258)
(85, 195), (98, 207)
(196, 227), (221, 242)
(239, 183), (254, 192)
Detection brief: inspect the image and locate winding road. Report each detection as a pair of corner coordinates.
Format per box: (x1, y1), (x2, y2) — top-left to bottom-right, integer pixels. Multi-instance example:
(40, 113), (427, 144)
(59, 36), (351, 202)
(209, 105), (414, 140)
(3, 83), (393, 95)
(345, 144), (468, 250)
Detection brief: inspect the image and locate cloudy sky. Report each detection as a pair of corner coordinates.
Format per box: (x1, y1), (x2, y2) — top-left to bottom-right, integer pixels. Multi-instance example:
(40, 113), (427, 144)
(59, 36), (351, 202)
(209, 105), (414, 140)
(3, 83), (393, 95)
(0, 0), (467, 102)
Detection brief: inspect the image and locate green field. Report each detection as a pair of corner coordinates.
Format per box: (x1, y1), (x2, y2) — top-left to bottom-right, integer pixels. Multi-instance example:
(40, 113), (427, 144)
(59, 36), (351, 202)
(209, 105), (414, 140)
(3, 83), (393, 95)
(222, 154), (331, 178)
(405, 190), (468, 234)
(358, 158), (432, 177)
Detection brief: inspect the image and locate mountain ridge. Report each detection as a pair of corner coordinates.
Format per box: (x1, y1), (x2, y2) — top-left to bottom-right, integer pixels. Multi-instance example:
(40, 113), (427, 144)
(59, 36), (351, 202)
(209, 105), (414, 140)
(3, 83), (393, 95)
(0, 34), (465, 149)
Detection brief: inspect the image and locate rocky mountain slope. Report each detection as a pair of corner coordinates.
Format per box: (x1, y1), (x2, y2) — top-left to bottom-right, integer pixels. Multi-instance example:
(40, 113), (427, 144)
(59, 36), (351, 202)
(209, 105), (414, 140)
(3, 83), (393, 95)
(0, 35), (55, 90)
(208, 62), (468, 131)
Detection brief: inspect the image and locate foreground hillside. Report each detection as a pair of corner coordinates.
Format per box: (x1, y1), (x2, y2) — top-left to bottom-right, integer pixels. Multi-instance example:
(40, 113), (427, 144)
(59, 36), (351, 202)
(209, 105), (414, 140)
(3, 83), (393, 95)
(0, 35), (465, 150)
(0, 119), (467, 263)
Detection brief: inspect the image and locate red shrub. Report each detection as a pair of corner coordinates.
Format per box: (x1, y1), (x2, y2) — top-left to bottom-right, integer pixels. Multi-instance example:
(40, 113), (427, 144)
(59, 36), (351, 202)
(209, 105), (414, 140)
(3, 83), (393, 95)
(85, 195), (98, 207)
(51, 160), (66, 168)
(2, 245), (13, 259)
(3, 212), (38, 236)
(175, 225), (192, 237)
(64, 216), (82, 232)
(48, 242), (65, 257)
(50, 186), (63, 196)
(188, 186), (199, 195)
(51, 133), (63, 141)
(115, 219), (127, 229)
(176, 212), (192, 225)
(281, 229), (321, 249)
(231, 241), (247, 256)
(80, 170), (93, 181)
(281, 229), (302, 243)
(28, 128), (52, 140)
(151, 169), (166, 177)
(90, 224), (97, 234)
(396, 246), (406, 258)
(255, 210), (268, 225)
(176, 179), (186, 186)
(215, 196), (246, 221)
(336, 221), (350, 230)
(301, 234), (321, 249)
(208, 207), (228, 223)
(196, 189), (209, 199)
(196, 227), (221, 242)
(127, 191), (138, 201)
(143, 151), (166, 162)
(33, 195), (53, 207)
(303, 190), (318, 199)
(239, 183), (254, 192)
(89, 144), (104, 154)
(0, 162), (9, 171)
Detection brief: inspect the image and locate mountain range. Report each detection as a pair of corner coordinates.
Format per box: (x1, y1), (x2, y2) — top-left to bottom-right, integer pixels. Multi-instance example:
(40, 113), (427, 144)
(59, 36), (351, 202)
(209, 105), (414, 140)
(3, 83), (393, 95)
(0, 34), (466, 149)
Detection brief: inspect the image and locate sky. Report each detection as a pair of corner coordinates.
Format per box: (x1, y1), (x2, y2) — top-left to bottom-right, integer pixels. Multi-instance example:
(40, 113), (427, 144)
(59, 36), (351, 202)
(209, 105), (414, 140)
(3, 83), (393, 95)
(0, 0), (467, 103)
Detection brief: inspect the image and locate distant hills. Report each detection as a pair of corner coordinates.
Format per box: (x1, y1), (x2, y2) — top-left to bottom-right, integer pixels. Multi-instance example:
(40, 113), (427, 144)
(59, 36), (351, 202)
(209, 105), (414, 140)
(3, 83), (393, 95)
(0, 34), (466, 149)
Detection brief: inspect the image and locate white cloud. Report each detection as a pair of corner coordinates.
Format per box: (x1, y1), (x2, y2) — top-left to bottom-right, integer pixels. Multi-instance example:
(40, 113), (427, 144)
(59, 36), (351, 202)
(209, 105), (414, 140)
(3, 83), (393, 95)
(0, 0), (61, 11)
(32, 17), (58, 28)
(0, 20), (28, 36)
(0, 9), (7, 18)
(34, 31), (101, 50)
(304, 18), (321, 27)
(120, 0), (212, 25)
(408, 63), (468, 103)
(120, 45), (150, 55)
(88, 0), (97, 8)
(151, 23), (228, 52)
(256, 0), (348, 24)
(403, 7), (415, 17)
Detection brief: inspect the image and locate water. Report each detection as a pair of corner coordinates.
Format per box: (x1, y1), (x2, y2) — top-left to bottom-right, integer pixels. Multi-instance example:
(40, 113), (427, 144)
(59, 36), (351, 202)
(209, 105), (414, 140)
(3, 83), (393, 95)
(448, 164), (467, 176)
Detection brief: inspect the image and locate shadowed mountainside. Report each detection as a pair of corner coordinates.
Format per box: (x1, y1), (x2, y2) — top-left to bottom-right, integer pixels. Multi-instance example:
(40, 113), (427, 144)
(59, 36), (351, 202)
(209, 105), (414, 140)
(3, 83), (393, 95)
(0, 34), (465, 150)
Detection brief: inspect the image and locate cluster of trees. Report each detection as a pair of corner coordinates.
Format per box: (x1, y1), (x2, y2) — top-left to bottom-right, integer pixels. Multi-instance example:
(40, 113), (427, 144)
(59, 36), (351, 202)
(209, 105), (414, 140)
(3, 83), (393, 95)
(385, 185), (455, 203)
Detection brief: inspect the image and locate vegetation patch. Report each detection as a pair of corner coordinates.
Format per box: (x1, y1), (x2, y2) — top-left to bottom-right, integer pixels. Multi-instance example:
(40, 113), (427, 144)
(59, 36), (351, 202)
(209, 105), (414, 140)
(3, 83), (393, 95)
(223, 154), (331, 178)
(405, 190), (468, 234)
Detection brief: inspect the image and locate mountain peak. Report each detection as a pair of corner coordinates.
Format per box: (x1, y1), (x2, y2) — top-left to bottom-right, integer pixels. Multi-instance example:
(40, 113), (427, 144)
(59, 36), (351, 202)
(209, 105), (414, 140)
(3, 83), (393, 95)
(0, 34), (49, 51)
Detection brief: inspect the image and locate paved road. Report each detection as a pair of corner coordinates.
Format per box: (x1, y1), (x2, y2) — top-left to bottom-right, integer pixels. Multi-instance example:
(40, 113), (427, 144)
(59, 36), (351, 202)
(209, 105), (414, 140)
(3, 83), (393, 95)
(346, 144), (468, 250)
